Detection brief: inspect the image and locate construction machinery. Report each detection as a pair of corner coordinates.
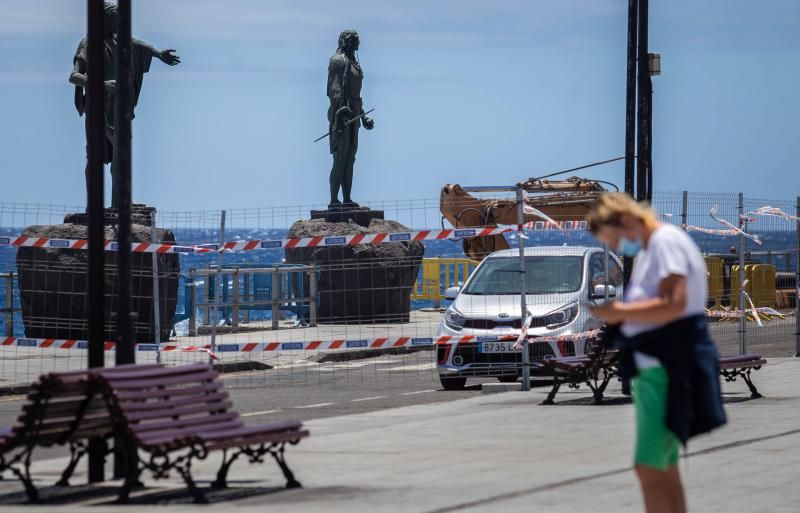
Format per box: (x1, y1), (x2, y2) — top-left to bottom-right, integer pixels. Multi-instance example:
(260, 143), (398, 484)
(440, 176), (608, 261)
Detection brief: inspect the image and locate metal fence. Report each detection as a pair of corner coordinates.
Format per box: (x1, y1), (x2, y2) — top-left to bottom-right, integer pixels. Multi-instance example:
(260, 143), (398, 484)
(1, 191), (798, 389)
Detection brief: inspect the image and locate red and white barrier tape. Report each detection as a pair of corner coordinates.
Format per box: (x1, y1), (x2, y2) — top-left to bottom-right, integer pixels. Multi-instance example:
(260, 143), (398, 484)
(746, 206), (800, 223)
(709, 206), (762, 245)
(0, 337), (219, 360)
(1, 227), (511, 254)
(222, 226), (514, 252)
(1, 222), (592, 255)
(2, 331), (602, 355)
(682, 204), (800, 244)
(706, 307), (787, 321)
(0, 236), (214, 254)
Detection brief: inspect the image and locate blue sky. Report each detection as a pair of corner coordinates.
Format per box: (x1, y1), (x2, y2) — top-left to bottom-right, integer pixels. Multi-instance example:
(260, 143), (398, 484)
(0, 0), (798, 211)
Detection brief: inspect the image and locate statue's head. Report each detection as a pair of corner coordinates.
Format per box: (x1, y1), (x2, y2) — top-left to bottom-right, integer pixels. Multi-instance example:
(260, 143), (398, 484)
(104, 2), (118, 38)
(337, 30), (360, 53)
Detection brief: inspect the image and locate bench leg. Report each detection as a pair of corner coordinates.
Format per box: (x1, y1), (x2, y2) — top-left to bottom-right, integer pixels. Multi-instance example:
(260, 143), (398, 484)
(117, 465), (144, 504)
(116, 446), (144, 504)
(56, 440), (87, 487)
(176, 461), (208, 504)
(542, 377), (561, 405)
(742, 369), (763, 399)
(212, 449), (242, 489)
(3, 448), (39, 503)
(588, 370), (612, 405)
(271, 444), (302, 489)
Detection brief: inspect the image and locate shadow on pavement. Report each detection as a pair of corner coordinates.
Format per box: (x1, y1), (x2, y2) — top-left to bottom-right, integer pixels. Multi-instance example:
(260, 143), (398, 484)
(0, 484), (121, 505)
(0, 481), (296, 506)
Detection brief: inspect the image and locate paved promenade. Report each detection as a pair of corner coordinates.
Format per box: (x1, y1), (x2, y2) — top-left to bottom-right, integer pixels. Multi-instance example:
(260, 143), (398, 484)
(0, 358), (798, 512)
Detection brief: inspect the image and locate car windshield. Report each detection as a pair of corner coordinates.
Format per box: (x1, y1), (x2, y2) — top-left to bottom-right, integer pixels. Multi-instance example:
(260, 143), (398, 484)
(463, 255), (583, 295)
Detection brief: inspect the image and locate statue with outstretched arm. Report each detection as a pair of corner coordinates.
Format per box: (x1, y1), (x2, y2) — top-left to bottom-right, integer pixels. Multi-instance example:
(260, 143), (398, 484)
(327, 30), (374, 207)
(70, 2), (180, 208)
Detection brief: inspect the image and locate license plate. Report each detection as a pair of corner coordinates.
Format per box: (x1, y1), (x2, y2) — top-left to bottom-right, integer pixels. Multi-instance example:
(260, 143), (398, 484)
(478, 341), (521, 353)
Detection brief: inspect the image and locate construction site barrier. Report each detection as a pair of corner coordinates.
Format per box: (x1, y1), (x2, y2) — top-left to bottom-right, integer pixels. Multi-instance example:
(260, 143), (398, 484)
(411, 258), (479, 307)
(731, 264), (777, 309)
(705, 256), (725, 308)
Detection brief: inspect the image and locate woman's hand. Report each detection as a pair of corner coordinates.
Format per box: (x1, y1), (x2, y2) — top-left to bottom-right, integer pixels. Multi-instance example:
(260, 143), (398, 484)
(590, 301), (627, 324)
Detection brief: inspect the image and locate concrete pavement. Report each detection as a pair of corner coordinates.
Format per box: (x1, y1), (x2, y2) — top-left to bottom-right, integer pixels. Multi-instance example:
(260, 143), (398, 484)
(0, 358), (798, 512)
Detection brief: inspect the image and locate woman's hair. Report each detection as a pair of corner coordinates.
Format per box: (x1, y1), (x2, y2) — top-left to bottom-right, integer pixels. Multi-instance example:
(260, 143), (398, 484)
(585, 192), (657, 234)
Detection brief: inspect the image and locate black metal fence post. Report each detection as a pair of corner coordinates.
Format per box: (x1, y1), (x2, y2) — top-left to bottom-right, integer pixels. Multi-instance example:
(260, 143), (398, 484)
(624, 0), (638, 198)
(115, 0), (134, 366)
(636, 0), (652, 202)
(623, 0), (639, 285)
(113, 0), (136, 481)
(795, 196), (799, 357)
(86, 0), (106, 483)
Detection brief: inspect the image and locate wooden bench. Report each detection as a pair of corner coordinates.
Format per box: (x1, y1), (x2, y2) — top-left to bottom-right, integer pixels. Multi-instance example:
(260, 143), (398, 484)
(539, 345), (620, 405)
(719, 353), (767, 398)
(541, 350), (767, 404)
(0, 369), (115, 502)
(93, 363), (310, 503)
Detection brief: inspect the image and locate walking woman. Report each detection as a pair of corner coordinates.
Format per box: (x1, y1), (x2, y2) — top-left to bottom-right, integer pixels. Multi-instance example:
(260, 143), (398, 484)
(586, 193), (726, 513)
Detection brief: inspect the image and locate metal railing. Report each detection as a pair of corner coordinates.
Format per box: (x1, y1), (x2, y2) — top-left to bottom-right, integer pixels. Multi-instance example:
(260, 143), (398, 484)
(1, 272), (16, 337)
(187, 264), (318, 335)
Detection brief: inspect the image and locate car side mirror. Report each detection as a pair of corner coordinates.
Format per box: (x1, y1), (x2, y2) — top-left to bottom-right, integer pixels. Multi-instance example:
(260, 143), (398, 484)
(444, 286), (460, 300)
(592, 284), (617, 299)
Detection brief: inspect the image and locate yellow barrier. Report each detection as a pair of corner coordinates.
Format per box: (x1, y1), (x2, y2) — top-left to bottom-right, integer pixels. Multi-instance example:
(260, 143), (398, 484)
(411, 258), (479, 306)
(730, 265), (749, 309)
(750, 264), (776, 308)
(705, 257), (724, 308)
(730, 264), (777, 309)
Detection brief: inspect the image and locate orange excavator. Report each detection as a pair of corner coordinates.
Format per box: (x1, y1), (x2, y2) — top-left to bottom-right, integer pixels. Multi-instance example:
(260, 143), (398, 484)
(440, 176), (609, 261)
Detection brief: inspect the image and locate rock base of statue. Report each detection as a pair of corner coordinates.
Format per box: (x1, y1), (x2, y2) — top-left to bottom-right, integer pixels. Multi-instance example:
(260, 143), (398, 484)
(311, 204), (384, 227)
(65, 204), (157, 226)
(15, 206), (179, 343)
(285, 212), (423, 324)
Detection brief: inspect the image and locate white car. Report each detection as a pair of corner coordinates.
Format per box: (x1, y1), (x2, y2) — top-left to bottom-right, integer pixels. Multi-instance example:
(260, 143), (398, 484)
(437, 246), (623, 389)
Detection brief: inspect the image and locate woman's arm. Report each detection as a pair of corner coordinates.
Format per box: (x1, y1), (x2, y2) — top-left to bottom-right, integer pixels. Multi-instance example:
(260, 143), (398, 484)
(591, 274), (687, 324)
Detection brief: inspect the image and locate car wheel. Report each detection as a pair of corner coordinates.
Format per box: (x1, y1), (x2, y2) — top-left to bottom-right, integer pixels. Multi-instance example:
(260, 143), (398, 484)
(439, 376), (467, 390)
(497, 375), (519, 383)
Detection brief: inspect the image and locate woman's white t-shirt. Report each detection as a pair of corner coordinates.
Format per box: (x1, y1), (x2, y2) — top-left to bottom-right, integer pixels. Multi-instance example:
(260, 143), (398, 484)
(621, 224), (708, 369)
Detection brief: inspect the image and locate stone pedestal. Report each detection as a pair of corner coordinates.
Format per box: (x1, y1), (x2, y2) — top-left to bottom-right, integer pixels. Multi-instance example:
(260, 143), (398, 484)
(15, 206), (179, 342)
(310, 205), (384, 226)
(285, 212), (423, 324)
(64, 204), (157, 226)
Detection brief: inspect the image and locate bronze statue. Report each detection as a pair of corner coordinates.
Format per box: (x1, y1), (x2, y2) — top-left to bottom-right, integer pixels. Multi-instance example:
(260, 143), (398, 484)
(327, 30), (374, 207)
(70, 2), (180, 208)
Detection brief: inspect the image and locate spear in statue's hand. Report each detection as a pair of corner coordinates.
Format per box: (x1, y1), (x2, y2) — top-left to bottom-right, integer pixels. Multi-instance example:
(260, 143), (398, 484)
(314, 108), (375, 143)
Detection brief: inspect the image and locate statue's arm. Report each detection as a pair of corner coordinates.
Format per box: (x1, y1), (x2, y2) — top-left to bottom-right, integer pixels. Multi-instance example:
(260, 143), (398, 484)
(69, 57), (88, 88)
(70, 44), (116, 93)
(328, 56), (347, 108)
(137, 40), (180, 66)
(327, 55), (350, 123)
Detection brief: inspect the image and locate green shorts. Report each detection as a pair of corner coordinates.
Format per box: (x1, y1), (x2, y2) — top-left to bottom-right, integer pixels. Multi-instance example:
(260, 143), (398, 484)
(632, 366), (681, 471)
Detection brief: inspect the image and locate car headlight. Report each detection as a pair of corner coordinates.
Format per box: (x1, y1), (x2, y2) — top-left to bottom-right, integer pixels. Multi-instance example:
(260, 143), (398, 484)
(543, 302), (578, 329)
(445, 307), (466, 330)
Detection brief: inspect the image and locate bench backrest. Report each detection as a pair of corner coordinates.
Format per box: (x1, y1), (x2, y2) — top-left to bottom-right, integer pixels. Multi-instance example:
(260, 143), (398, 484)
(94, 363), (244, 449)
(11, 371), (111, 447)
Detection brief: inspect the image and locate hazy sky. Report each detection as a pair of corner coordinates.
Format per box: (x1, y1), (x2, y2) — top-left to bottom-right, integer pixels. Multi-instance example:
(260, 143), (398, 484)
(0, 0), (798, 212)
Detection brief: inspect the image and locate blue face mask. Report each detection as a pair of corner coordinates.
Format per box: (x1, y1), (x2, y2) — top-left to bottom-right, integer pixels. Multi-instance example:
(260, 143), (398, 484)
(618, 238), (642, 257)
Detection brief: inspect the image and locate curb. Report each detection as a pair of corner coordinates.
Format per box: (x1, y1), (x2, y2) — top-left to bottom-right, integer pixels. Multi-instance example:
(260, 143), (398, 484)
(0, 384), (30, 397)
(214, 361), (272, 373)
(309, 345), (434, 364)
